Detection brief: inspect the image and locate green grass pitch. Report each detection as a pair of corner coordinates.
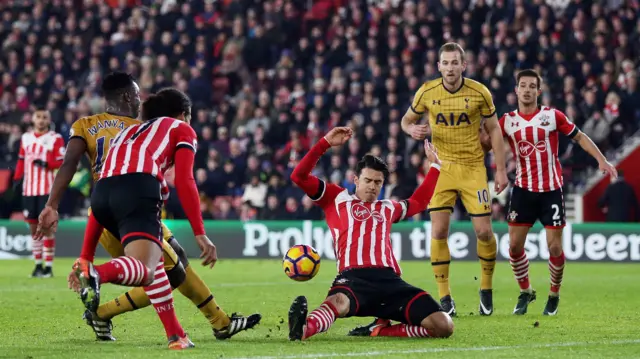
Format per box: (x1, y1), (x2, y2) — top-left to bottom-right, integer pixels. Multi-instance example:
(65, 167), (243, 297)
(0, 259), (638, 358)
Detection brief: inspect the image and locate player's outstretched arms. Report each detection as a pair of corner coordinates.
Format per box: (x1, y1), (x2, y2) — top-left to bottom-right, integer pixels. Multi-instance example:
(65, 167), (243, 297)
(403, 141), (441, 218)
(35, 137), (87, 240)
(572, 131), (618, 179)
(291, 127), (352, 196)
(174, 147), (217, 268)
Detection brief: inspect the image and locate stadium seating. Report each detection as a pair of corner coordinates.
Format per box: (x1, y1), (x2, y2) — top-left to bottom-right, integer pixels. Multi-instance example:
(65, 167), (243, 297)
(0, 0), (638, 221)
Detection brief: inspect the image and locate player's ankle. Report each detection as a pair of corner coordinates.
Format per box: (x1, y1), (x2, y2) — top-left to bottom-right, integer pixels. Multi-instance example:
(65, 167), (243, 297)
(549, 291), (560, 297)
(303, 320), (320, 340)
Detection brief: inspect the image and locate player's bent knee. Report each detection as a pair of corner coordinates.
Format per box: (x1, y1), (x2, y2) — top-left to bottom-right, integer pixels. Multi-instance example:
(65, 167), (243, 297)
(325, 293), (351, 317)
(167, 237), (190, 268)
(165, 261), (187, 288)
(422, 312), (454, 338)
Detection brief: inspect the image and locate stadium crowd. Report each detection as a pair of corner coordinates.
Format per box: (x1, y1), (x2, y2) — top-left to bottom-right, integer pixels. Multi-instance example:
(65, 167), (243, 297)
(1, 0), (639, 221)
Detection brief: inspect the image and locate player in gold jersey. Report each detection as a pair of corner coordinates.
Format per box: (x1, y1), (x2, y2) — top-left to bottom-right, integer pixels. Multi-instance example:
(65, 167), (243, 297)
(401, 43), (508, 317)
(36, 72), (260, 341)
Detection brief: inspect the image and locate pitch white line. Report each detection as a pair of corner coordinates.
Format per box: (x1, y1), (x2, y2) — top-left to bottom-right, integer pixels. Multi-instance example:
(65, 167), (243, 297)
(216, 281), (298, 287)
(226, 339), (640, 359)
(0, 281), (302, 292)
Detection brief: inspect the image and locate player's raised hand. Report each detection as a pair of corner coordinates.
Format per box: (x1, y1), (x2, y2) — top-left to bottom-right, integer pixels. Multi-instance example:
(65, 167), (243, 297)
(34, 205), (58, 241)
(409, 124), (430, 140)
(196, 234), (218, 268)
(424, 140), (441, 166)
(324, 126), (353, 146)
(494, 169), (509, 194)
(599, 160), (618, 180)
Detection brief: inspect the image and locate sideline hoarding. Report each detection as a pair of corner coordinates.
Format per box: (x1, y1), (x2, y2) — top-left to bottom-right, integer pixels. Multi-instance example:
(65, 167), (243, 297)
(0, 220), (638, 262)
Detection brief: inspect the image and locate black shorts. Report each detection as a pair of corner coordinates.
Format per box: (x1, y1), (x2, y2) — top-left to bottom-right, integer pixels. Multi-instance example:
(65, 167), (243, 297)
(91, 173), (163, 248)
(327, 268), (442, 326)
(23, 195), (48, 223)
(507, 186), (566, 228)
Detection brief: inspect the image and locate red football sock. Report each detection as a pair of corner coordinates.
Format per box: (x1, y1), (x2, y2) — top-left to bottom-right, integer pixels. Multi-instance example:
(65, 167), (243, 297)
(32, 238), (43, 265)
(94, 256), (150, 286)
(510, 249), (531, 291)
(378, 324), (433, 338)
(144, 257), (185, 339)
(43, 237), (55, 267)
(303, 301), (339, 339)
(549, 252), (565, 295)
(80, 212), (103, 262)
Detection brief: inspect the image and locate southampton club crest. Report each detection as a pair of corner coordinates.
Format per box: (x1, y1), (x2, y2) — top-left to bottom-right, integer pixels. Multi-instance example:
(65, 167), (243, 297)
(508, 211), (518, 222)
(539, 114), (550, 126)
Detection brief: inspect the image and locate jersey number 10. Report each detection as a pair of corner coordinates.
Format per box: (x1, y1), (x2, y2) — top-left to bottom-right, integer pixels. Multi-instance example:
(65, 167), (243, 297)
(477, 189), (489, 204)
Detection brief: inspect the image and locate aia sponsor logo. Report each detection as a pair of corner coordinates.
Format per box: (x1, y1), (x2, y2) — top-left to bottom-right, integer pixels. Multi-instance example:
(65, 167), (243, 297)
(350, 203), (384, 222)
(517, 140), (546, 157)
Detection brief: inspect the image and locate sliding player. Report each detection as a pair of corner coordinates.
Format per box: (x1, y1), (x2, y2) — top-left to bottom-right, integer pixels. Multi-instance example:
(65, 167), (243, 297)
(288, 127), (453, 341)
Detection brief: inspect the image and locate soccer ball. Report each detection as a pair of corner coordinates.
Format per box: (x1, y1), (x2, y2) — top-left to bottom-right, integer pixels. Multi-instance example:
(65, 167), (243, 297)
(282, 244), (321, 281)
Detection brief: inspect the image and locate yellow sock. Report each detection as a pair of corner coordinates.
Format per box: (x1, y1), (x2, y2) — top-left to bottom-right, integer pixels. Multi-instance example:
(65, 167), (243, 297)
(177, 265), (230, 330)
(430, 238), (451, 299)
(477, 235), (497, 290)
(97, 287), (151, 320)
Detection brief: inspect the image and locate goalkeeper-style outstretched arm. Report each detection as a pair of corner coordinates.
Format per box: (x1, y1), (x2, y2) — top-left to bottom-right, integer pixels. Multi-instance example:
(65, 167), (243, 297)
(290, 138), (331, 200)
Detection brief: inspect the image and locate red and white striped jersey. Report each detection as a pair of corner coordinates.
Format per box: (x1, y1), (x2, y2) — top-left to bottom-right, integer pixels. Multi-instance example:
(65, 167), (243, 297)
(499, 107), (578, 192)
(316, 182), (409, 275)
(17, 131), (65, 196)
(99, 117), (197, 200)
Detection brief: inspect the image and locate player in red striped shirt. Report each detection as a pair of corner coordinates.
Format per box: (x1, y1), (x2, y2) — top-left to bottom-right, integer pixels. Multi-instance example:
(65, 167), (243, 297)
(12, 109), (65, 278)
(69, 88), (217, 350)
(288, 127), (454, 341)
(487, 69), (617, 316)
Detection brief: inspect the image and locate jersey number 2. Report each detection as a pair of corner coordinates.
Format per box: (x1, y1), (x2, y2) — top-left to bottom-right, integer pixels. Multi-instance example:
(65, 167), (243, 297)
(95, 136), (115, 173)
(551, 204), (561, 220)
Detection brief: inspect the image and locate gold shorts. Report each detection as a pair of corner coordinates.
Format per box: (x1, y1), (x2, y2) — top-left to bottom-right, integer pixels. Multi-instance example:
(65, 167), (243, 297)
(427, 162), (491, 217)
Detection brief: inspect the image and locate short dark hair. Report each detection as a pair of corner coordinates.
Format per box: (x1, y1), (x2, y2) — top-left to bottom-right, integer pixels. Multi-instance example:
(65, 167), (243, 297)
(516, 69), (542, 89)
(141, 87), (192, 121)
(356, 154), (389, 178)
(439, 42), (465, 61)
(101, 71), (135, 99)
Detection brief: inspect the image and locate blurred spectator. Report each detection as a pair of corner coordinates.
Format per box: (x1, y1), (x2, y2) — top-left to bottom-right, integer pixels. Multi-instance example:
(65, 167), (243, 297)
(242, 174), (268, 209)
(598, 171), (640, 222)
(215, 198), (240, 220)
(300, 196), (323, 220)
(490, 198), (506, 223)
(0, 0), (639, 221)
